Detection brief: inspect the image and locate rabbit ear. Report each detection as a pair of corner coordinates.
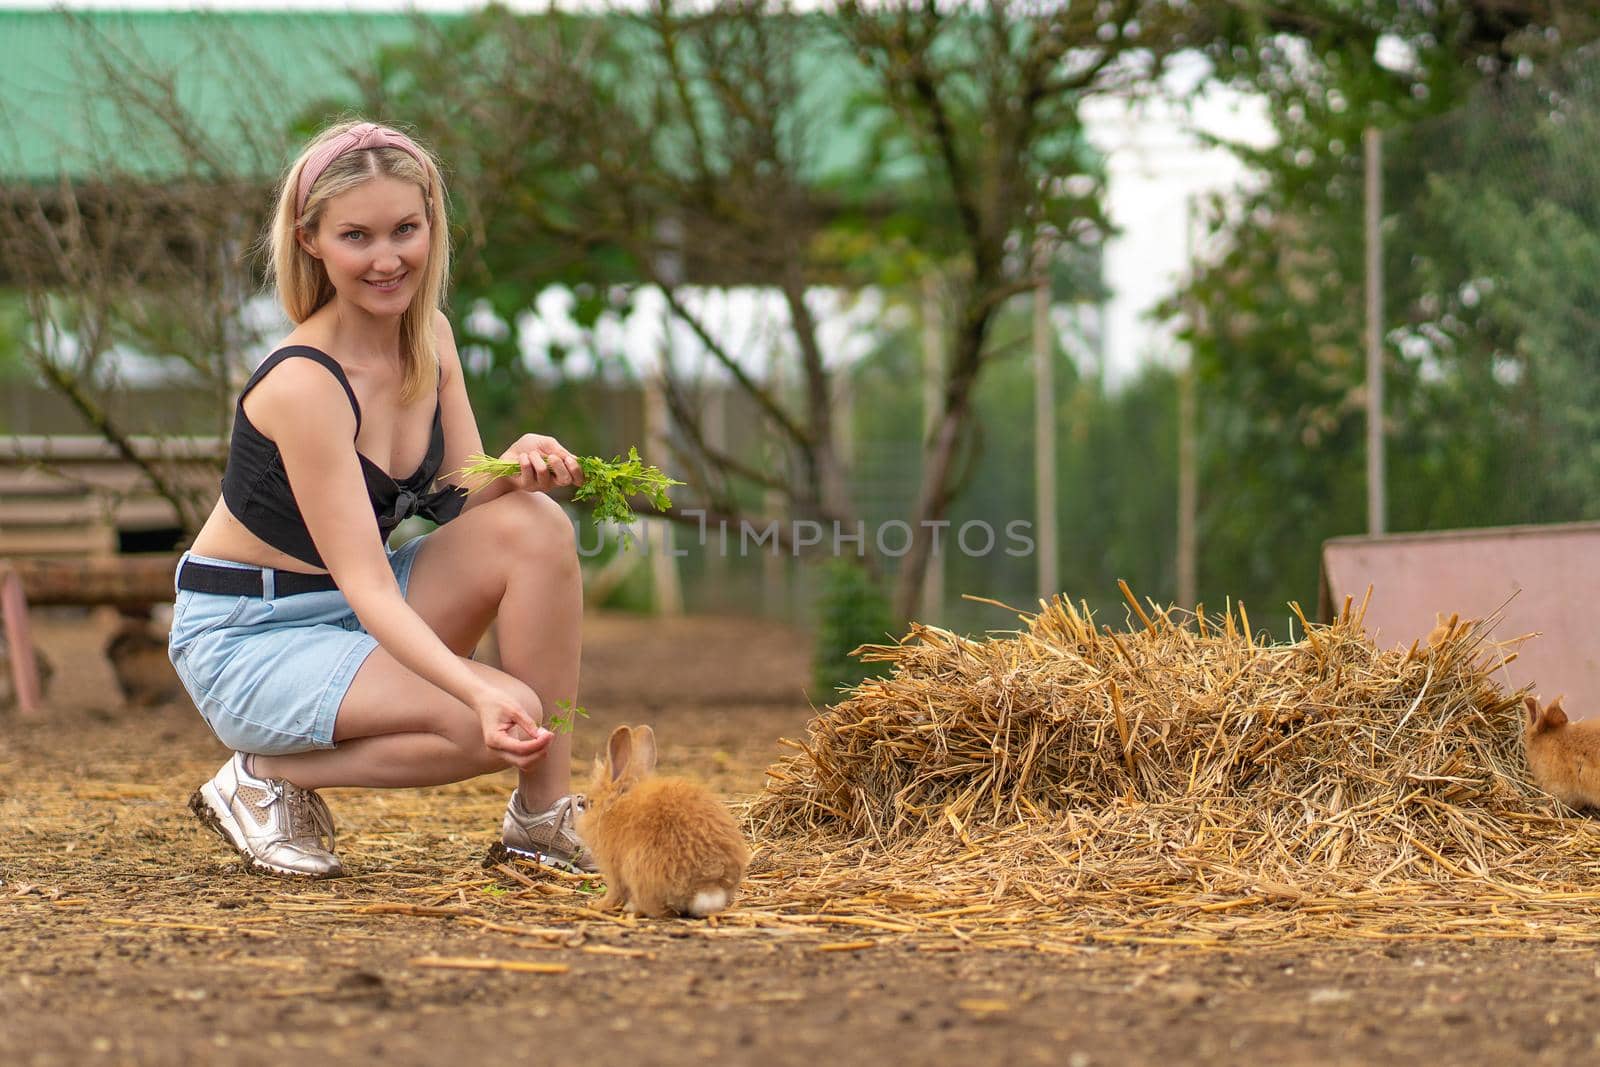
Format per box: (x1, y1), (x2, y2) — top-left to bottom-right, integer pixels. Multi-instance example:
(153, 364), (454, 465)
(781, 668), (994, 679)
(606, 725), (634, 782)
(1547, 696), (1569, 728)
(630, 725), (658, 775)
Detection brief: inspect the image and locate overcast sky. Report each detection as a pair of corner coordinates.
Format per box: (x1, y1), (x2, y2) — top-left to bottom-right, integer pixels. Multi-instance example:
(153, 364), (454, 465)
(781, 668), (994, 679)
(1085, 54), (1275, 382)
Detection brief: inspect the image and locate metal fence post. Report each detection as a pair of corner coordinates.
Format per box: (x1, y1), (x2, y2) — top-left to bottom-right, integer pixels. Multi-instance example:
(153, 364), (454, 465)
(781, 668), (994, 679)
(1364, 126), (1387, 536)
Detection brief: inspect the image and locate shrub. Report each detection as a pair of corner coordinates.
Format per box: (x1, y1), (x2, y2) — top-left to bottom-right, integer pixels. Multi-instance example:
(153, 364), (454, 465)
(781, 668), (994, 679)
(811, 558), (896, 696)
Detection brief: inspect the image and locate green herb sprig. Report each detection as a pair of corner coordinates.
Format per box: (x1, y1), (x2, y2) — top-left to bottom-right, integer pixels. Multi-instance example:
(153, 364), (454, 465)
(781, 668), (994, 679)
(455, 446), (685, 527)
(546, 698), (590, 734)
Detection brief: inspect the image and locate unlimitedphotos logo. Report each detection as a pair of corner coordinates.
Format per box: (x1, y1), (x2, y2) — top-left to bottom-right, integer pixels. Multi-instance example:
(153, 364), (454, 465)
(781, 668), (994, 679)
(574, 511), (1037, 559)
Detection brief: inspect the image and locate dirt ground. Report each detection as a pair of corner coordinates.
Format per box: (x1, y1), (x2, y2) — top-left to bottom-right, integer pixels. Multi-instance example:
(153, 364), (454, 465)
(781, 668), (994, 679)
(4, 610), (1599, 1067)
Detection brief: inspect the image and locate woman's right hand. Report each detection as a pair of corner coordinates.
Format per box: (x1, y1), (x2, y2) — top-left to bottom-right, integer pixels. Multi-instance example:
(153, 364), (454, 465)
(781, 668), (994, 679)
(472, 686), (554, 771)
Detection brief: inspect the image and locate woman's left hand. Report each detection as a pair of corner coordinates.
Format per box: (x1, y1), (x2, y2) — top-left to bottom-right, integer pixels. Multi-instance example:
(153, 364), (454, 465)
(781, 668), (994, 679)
(498, 434), (584, 494)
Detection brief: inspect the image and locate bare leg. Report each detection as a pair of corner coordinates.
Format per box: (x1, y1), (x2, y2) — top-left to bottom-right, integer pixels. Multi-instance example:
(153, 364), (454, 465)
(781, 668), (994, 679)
(255, 492), (582, 799)
(253, 656), (522, 788)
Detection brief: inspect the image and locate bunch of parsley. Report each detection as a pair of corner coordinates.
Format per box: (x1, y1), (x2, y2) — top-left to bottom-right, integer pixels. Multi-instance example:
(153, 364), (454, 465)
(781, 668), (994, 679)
(456, 446), (684, 527)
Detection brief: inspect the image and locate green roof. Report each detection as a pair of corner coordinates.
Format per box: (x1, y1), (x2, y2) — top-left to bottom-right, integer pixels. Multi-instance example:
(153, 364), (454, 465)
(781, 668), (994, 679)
(0, 8), (892, 185)
(0, 9), (433, 181)
(0, 8), (1085, 195)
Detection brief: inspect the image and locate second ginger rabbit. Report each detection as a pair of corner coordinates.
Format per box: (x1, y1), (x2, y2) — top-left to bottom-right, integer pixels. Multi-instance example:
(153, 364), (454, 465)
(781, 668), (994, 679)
(1524, 694), (1600, 810)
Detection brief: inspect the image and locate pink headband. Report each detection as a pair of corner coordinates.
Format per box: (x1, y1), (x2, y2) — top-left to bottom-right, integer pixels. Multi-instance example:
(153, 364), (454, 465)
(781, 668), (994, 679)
(295, 122), (430, 220)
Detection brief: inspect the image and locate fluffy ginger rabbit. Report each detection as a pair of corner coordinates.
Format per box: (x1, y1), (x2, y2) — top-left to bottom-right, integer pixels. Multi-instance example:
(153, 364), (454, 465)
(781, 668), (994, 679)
(575, 725), (749, 918)
(1523, 695), (1600, 810)
(1424, 612), (1478, 650)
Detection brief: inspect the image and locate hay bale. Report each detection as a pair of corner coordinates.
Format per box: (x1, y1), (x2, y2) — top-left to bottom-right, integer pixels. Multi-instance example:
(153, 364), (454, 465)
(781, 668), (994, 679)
(752, 589), (1596, 907)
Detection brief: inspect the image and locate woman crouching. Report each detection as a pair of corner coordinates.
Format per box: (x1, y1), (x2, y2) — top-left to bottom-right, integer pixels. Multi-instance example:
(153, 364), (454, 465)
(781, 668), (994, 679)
(170, 120), (592, 878)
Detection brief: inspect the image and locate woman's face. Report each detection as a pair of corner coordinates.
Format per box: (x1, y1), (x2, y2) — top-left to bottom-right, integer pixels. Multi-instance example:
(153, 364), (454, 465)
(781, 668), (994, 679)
(301, 175), (429, 319)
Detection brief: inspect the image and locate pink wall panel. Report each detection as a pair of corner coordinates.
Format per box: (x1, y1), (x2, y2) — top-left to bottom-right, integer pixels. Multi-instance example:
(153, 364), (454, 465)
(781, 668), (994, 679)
(1321, 522), (1600, 715)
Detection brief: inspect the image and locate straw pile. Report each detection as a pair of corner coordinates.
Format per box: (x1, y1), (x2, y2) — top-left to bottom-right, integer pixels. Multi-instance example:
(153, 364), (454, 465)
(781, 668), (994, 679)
(749, 586), (1600, 940)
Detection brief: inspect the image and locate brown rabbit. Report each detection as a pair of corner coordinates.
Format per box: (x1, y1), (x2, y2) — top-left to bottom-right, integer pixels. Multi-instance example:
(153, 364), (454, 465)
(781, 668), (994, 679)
(1523, 695), (1600, 809)
(1424, 612), (1479, 650)
(576, 725), (748, 918)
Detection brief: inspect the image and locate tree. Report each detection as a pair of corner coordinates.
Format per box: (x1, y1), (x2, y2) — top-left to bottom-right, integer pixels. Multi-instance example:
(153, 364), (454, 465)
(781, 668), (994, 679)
(1391, 50), (1600, 516)
(366, 0), (1188, 621)
(1168, 1), (1600, 618)
(0, 14), (299, 532)
(835, 0), (1192, 618)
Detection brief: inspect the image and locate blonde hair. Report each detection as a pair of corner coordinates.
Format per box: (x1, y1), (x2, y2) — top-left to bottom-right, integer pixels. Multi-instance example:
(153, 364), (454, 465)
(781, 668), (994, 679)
(267, 119), (450, 403)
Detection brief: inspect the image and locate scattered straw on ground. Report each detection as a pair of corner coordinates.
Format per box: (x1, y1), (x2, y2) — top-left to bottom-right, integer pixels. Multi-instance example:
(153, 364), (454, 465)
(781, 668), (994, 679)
(744, 585), (1600, 946)
(11, 597), (1600, 955)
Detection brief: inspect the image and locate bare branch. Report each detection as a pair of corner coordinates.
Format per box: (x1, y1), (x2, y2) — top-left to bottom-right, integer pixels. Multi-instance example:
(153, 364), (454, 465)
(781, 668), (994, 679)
(23, 294), (206, 530)
(653, 280), (812, 449)
(651, 0), (720, 195)
(658, 370), (790, 496)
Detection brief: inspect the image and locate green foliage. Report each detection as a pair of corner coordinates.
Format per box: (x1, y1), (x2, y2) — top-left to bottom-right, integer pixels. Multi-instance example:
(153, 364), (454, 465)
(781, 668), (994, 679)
(574, 447), (686, 526)
(0, 295), (27, 382)
(547, 699), (590, 734)
(321, 3), (1600, 639)
(839, 285), (1183, 631)
(1171, 9), (1600, 624)
(456, 447), (684, 528)
(1390, 68), (1600, 516)
(811, 558), (896, 695)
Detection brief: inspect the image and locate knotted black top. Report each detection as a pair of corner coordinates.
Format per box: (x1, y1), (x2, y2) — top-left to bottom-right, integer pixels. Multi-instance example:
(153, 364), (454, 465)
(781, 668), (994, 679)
(220, 346), (466, 569)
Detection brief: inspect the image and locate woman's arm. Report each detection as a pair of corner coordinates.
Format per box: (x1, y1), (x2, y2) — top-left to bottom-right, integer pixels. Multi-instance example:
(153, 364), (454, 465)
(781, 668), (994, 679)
(433, 313), (583, 511)
(247, 358), (550, 769)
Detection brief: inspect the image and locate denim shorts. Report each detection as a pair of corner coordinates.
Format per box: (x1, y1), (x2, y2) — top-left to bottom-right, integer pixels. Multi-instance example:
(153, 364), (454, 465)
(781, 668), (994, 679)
(167, 537), (428, 756)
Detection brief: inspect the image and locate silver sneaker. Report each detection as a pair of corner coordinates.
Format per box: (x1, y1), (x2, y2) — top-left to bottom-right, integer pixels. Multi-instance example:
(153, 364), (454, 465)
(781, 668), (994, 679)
(189, 753), (344, 879)
(501, 791), (597, 873)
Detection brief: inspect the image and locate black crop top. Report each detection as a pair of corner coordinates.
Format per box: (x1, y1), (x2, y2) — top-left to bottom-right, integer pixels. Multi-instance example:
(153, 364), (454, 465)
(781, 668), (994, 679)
(220, 346), (467, 568)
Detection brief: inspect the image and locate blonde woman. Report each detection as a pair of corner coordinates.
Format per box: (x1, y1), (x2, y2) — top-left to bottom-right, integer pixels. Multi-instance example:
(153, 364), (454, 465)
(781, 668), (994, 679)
(170, 120), (592, 878)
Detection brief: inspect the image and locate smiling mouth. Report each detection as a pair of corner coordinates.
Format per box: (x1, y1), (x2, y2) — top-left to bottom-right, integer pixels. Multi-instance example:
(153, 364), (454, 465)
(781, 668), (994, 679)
(365, 272), (408, 292)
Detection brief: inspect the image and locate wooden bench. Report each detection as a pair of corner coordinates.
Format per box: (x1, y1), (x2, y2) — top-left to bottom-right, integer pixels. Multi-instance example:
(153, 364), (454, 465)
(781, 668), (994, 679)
(0, 434), (222, 556)
(1, 435), (220, 714)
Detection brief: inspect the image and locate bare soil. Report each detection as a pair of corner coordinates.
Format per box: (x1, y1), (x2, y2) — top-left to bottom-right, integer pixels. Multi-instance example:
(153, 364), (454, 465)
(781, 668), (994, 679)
(3, 610), (1595, 1066)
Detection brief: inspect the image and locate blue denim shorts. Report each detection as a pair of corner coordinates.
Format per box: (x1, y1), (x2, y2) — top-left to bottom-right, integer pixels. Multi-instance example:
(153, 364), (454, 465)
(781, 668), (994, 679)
(167, 537), (427, 756)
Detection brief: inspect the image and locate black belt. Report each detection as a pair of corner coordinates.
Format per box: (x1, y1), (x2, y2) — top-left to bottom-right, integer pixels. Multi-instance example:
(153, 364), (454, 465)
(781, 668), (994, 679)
(177, 560), (339, 598)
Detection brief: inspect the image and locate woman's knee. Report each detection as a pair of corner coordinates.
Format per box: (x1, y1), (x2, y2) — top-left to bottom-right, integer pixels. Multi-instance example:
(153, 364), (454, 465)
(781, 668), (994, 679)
(489, 492), (585, 585)
(490, 492), (577, 568)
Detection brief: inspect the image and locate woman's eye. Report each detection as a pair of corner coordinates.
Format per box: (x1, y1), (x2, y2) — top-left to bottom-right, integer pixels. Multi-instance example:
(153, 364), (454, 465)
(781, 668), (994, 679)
(341, 231), (365, 242)
(396, 223), (417, 237)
